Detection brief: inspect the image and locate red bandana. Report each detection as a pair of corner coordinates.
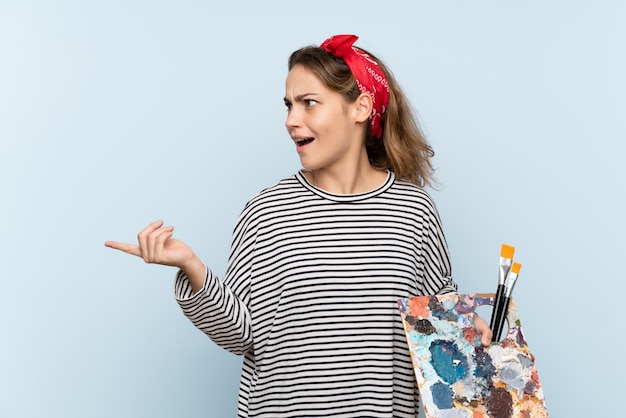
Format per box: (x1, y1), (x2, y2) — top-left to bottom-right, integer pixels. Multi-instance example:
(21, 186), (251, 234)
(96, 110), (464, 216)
(320, 34), (390, 139)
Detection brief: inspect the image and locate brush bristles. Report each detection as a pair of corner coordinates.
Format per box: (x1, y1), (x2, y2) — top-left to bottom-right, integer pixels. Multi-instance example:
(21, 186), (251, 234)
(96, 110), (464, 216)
(511, 262), (522, 274)
(501, 244), (515, 259)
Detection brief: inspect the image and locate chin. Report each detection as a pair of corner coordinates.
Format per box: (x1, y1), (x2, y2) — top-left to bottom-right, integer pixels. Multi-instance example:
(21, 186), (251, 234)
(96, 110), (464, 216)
(297, 158), (314, 171)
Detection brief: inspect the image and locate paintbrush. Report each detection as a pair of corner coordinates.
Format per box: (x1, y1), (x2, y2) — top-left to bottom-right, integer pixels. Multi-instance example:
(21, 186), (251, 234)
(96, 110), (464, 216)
(494, 262), (522, 341)
(489, 244), (515, 338)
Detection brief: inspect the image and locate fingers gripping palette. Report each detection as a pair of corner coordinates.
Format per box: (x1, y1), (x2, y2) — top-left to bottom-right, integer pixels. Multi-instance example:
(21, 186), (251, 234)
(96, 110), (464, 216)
(397, 293), (548, 418)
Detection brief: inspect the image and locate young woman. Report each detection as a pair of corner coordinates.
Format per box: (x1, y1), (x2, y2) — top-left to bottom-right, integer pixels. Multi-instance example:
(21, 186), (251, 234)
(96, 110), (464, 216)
(106, 34), (492, 417)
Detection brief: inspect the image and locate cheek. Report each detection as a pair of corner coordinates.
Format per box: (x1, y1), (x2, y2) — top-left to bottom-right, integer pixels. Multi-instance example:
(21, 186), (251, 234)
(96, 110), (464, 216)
(314, 111), (343, 135)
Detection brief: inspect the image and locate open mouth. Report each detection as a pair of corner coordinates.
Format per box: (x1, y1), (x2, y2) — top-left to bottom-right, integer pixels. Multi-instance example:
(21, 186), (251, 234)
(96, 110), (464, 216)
(294, 137), (315, 146)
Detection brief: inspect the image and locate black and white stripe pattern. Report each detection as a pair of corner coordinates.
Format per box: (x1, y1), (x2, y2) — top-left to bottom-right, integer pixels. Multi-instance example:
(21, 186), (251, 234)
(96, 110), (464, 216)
(175, 170), (456, 417)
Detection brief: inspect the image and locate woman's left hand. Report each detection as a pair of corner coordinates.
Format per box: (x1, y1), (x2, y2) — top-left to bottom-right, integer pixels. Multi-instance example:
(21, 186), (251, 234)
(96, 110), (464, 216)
(473, 313), (493, 347)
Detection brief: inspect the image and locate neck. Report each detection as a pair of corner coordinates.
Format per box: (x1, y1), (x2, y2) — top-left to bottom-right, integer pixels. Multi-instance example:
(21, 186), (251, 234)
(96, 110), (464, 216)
(309, 156), (387, 195)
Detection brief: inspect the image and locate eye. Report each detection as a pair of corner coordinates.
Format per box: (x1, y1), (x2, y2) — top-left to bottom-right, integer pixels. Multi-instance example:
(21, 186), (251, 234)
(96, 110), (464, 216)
(284, 101), (292, 111)
(304, 99), (317, 107)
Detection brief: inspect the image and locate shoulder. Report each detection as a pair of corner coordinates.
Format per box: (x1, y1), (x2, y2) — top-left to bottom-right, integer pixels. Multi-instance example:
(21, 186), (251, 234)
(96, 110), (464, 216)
(235, 174), (309, 225)
(386, 177), (439, 213)
(245, 175), (305, 207)
(385, 178), (448, 236)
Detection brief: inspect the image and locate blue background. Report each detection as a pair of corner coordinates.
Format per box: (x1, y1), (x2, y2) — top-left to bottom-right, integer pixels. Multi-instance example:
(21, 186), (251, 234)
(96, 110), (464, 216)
(1, 1), (624, 417)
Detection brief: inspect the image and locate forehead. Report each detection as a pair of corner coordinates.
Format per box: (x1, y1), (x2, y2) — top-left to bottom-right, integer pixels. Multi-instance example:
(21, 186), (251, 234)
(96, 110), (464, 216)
(285, 64), (328, 96)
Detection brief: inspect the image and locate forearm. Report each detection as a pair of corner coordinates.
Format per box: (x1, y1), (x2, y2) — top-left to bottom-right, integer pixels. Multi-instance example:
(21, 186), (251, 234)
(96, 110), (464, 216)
(179, 255), (207, 294)
(174, 268), (253, 355)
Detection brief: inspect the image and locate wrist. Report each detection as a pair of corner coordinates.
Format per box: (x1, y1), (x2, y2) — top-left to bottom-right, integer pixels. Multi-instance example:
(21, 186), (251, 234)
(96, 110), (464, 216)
(180, 254), (202, 274)
(180, 255), (207, 293)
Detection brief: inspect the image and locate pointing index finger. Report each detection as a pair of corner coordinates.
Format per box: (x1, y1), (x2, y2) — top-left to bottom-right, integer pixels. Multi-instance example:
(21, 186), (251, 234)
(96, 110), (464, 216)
(104, 240), (142, 258)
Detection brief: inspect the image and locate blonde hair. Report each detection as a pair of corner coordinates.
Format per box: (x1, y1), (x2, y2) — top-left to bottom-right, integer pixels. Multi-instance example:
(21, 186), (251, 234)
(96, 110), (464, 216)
(288, 46), (437, 188)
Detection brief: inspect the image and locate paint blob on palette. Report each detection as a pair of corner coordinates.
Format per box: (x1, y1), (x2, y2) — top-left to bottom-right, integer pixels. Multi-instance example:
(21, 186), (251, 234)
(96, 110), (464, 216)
(397, 293), (548, 418)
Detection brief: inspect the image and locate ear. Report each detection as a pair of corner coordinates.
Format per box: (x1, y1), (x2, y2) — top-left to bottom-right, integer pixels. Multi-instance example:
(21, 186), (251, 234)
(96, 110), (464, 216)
(353, 92), (373, 124)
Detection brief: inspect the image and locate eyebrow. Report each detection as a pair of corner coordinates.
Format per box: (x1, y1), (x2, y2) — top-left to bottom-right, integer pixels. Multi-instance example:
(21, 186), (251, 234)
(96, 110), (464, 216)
(283, 93), (319, 103)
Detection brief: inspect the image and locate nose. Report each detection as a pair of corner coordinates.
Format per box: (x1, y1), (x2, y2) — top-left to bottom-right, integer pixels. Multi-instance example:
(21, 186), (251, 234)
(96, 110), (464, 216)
(285, 107), (301, 132)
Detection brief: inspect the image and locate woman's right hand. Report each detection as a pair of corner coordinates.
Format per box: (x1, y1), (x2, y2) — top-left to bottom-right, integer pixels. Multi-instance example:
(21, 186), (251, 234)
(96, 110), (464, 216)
(105, 220), (206, 292)
(104, 219), (195, 267)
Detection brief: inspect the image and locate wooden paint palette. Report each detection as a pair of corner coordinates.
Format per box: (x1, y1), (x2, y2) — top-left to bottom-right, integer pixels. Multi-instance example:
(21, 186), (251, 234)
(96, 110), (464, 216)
(397, 293), (548, 417)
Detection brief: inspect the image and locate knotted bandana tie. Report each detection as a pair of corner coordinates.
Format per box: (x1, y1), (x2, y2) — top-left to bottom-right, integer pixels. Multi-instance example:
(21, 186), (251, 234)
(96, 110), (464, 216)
(320, 34), (390, 139)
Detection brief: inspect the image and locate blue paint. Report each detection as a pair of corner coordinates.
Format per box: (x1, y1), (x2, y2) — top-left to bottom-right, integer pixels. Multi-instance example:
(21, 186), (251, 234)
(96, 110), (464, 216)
(473, 346), (496, 381)
(429, 339), (469, 384)
(524, 379), (537, 394)
(472, 346), (496, 397)
(429, 301), (457, 322)
(517, 353), (532, 368)
(431, 381), (454, 409)
(500, 363), (526, 393)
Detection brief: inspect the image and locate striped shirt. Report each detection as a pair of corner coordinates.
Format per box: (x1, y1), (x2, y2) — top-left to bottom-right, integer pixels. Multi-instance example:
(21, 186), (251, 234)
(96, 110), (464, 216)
(175, 170), (456, 417)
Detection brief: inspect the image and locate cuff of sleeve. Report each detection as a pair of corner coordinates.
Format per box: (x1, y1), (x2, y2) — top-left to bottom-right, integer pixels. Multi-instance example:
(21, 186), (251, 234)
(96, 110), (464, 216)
(174, 263), (210, 304)
(436, 280), (459, 295)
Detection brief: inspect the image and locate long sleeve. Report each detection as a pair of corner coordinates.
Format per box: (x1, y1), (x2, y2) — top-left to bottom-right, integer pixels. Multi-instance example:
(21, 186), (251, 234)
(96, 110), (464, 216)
(174, 205), (257, 356)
